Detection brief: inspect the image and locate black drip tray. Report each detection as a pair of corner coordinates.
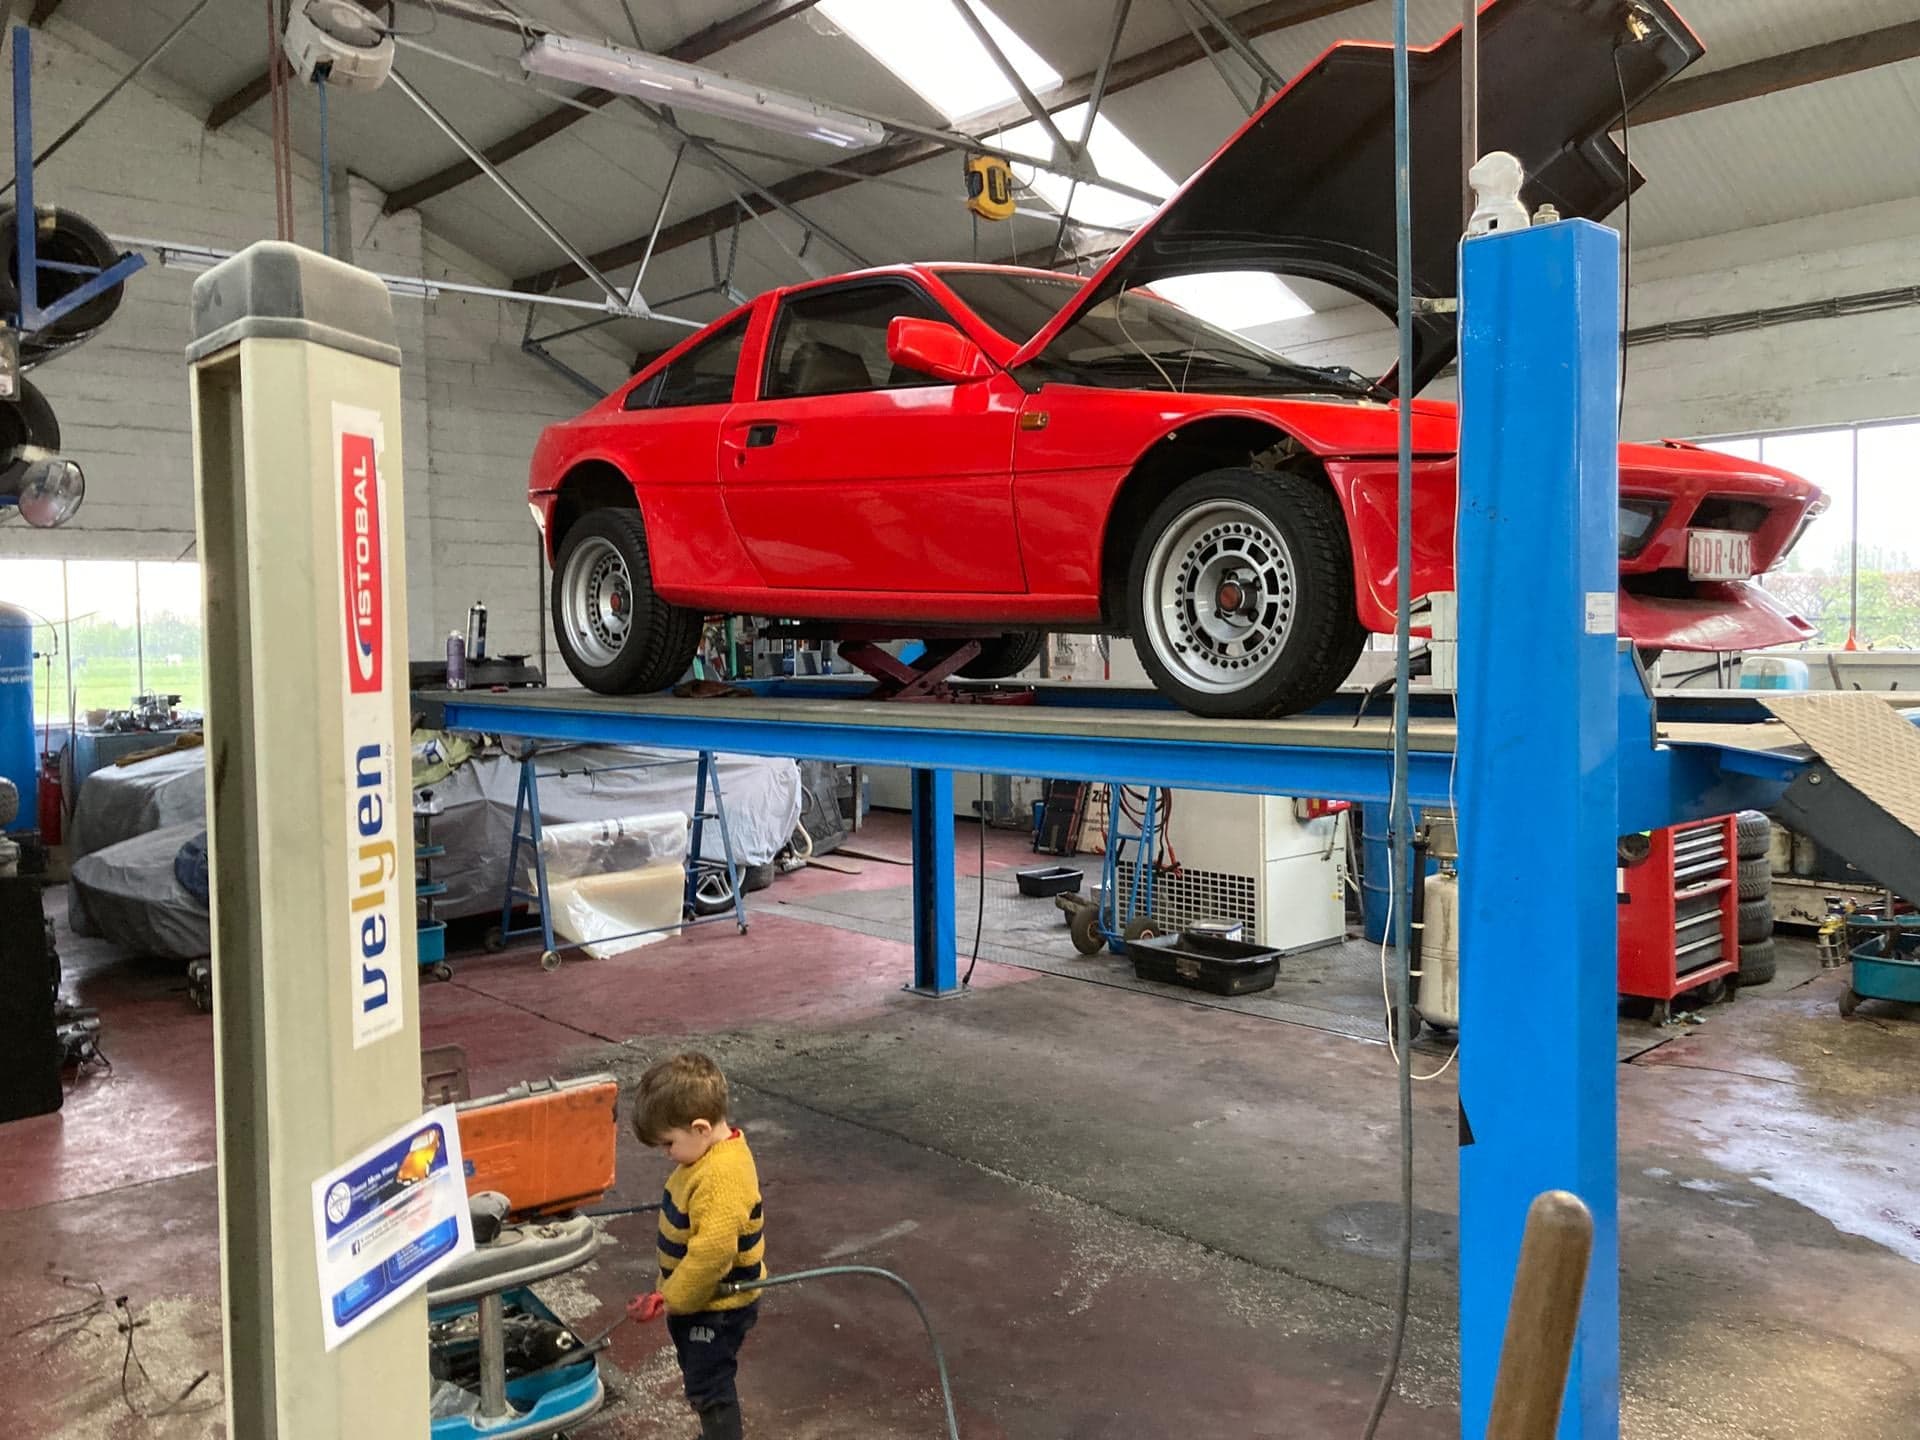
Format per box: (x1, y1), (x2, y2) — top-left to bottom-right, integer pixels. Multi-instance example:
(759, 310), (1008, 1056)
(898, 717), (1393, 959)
(1129, 930), (1282, 996)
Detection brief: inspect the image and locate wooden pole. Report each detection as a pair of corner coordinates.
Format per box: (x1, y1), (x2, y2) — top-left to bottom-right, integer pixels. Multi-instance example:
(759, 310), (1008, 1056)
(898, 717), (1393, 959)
(1487, 1190), (1595, 1440)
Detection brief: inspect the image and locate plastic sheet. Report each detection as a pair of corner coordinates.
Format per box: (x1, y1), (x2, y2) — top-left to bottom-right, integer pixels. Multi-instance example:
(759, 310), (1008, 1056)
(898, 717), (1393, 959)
(535, 811), (688, 877)
(539, 810), (689, 959)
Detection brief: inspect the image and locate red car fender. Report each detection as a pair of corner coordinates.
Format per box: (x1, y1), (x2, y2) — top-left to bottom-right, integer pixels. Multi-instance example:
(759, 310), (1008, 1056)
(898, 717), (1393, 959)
(1321, 457), (1459, 633)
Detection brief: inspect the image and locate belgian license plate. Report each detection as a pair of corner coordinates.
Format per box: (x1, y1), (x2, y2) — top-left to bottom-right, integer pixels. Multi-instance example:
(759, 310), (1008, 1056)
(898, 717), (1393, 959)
(1687, 529), (1753, 581)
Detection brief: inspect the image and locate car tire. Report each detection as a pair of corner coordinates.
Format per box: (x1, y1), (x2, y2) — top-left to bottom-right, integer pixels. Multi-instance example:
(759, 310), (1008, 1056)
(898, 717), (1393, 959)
(1127, 466), (1367, 719)
(551, 508), (701, 694)
(1736, 936), (1777, 987)
(1736, 856), (1772, 902)
(1735, 810), (1772, 861)
(953, 631), (1043, 679)
(1737, 896), (1774, 945)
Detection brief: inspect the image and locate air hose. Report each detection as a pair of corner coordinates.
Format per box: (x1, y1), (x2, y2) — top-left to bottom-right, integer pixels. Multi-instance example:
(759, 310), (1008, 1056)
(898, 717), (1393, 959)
(718, 1266), (961, 1439)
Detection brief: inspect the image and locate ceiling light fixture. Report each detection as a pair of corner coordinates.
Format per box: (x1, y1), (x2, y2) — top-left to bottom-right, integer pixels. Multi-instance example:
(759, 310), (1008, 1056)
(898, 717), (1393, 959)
(520, 34), (887, 150)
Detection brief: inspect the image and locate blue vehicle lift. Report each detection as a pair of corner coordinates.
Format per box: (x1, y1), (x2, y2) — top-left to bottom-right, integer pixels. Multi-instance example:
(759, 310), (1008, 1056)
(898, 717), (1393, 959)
(417, 223), (1826, 1440)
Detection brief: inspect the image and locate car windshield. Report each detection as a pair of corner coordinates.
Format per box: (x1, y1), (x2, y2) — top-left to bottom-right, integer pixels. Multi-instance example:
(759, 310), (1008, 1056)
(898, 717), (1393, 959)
(937, 268), (1386, 402)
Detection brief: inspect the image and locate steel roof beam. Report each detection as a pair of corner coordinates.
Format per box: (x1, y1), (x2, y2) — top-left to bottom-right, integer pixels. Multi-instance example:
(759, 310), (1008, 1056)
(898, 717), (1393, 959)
(1633, 18), (1920, 124)
(513, 0), (1369, 291)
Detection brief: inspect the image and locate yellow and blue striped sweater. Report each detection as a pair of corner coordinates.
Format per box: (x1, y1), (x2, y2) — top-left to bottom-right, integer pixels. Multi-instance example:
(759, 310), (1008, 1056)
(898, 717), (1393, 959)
(657, 1129), (765, 1314)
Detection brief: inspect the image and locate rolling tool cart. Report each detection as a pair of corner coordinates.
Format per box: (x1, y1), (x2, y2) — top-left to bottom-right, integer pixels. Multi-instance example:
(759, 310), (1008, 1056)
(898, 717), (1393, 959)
(1829, 900), (1920, 1018)
(1617, 814), (1741, 1023)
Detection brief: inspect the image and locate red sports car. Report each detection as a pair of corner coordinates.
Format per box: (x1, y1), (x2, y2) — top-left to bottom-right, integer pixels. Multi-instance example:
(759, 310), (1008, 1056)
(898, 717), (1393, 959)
(528, 0), (1819, 718)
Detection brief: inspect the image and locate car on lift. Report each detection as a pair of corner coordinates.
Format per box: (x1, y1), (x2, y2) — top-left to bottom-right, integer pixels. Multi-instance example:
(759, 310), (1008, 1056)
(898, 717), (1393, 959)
(527, 0), (1821, 719)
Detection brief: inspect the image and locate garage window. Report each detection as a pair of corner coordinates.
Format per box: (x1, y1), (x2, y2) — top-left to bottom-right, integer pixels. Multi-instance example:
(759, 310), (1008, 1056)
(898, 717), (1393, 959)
(1701, 419), (1920, 649)
(763, 282), (952, 399)
(626, 314), (748, 411)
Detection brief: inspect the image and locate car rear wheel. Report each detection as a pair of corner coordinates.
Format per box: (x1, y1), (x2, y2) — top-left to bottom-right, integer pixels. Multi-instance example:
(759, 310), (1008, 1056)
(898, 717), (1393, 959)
(1127, 467), (1366, 719)
(551, 508), (701, 694)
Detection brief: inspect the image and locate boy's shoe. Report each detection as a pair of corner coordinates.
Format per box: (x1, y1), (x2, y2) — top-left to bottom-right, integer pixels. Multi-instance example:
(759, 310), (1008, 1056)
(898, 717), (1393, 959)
(698, 1401), (743, 1440)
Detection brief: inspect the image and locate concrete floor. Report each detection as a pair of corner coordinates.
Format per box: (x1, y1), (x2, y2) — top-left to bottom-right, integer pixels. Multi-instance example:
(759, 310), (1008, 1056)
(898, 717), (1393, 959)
(4, 811), (1919, 1439)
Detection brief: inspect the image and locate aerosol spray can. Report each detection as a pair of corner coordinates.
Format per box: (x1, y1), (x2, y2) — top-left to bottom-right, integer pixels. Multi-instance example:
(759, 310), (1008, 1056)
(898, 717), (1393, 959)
(446, 630), (467, 690)
(466, 602), (488, 664)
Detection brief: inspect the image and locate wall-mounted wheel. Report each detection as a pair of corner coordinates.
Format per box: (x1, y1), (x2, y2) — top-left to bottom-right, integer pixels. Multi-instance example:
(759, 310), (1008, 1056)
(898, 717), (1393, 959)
(552, 508), (701, 694)
(539, 949), (563, 972)
(1128, 467), (1367, 719)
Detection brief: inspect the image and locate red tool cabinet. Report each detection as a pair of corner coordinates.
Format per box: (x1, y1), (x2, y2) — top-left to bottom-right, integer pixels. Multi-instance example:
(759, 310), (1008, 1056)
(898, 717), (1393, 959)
(1618, 814), (1740, 1013)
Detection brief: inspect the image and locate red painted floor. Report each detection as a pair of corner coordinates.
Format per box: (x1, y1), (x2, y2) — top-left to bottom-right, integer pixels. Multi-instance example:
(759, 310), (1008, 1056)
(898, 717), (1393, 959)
(6, 808), (1920, 1440)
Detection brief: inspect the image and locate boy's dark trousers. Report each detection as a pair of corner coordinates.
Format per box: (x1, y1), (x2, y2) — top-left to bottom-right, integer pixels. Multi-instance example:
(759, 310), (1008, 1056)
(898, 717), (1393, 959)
(668, 1303), (759, 1438)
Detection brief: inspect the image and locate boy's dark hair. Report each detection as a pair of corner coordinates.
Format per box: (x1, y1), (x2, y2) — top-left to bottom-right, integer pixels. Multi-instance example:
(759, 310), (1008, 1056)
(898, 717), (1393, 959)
(633, 1052), (730, 1144)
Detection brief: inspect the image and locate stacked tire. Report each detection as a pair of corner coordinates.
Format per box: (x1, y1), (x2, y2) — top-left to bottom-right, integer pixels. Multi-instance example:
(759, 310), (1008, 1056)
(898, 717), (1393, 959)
(1735, 811), (1776, 986)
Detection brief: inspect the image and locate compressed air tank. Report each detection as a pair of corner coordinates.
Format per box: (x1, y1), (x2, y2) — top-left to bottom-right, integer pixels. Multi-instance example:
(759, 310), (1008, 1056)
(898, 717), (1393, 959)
(0, 604), (36, 834)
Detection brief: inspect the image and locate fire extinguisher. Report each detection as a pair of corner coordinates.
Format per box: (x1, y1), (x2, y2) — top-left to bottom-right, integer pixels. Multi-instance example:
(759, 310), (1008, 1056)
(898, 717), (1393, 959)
(36, 756), (61, 846)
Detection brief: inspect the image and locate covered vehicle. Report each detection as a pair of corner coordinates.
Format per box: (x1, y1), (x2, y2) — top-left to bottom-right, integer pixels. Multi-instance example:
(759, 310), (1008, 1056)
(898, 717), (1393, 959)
(528, 0), (1820, 718)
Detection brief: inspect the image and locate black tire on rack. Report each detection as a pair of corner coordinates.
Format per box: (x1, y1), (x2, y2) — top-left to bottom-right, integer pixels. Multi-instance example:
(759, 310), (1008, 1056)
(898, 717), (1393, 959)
(952, 631), (1044, 679)
(1737, 896), (1774, 945)
(1735, 810), (1773, 861)
(1736, 935), (1777, 987)
(1737, 856), (1773, 901)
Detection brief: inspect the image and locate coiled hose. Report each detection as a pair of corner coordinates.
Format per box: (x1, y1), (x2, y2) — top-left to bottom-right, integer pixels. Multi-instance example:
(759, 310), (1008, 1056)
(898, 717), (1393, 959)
(719, 1265), (960, 1439)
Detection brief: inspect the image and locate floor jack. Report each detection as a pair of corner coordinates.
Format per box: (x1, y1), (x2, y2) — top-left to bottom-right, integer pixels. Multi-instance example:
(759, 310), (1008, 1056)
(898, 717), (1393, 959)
(427, 1067), (624, 1439)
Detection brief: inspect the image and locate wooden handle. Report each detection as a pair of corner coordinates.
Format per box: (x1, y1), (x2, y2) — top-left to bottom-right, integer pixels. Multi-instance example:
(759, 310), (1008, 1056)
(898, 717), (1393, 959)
(1487, 1190), (1594, 1440)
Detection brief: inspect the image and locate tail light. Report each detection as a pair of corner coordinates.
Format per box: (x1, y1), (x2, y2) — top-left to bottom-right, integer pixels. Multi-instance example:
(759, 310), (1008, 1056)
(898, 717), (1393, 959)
(1619, 498), (1669, 559)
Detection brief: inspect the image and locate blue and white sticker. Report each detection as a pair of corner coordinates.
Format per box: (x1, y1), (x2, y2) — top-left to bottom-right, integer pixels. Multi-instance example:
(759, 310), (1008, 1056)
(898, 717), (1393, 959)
(311, 1103), (473, 1350)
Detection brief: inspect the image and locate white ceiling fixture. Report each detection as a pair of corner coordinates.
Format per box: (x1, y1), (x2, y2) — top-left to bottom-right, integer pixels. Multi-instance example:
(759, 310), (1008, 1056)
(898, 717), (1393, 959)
(520, 34), (888, 150)
(819, 0), (1060, 124)
(990, 103), (1175, 230)
(1150, 272), (1315, 331)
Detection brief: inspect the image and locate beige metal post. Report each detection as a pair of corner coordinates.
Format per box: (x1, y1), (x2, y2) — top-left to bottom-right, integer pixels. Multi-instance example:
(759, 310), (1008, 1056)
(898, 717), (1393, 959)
(188, 243), (425, 1436)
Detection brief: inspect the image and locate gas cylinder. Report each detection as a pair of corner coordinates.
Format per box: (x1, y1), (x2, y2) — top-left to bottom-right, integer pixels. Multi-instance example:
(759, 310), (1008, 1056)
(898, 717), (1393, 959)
(0, 604), (37, 835)
(1416, 865), (1461, 1030)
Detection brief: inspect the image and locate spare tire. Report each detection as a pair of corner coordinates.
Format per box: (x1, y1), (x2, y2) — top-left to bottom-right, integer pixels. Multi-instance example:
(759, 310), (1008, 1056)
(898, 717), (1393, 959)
(0, 378), (60, 491)
(1737, 896), (1774, 945)
(0, 205), (125, 340)
(1737, 856), (1772, 901)
(1735, 810), (1772, 860)
(1736, 936), (1777, 987)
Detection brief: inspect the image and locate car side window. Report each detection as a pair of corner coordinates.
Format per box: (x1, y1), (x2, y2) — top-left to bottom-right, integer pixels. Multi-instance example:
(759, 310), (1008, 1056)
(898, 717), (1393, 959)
(625, 314), (748, 411)
(763, 283), (954, 400)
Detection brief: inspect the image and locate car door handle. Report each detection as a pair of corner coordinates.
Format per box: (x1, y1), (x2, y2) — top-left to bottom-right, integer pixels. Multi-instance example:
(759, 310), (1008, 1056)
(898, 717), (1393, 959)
(745, 422), (779, 448)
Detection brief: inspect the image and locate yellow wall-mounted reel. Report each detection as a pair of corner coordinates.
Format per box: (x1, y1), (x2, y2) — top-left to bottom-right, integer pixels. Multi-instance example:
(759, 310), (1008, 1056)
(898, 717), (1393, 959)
(965, 153), (1015, 222)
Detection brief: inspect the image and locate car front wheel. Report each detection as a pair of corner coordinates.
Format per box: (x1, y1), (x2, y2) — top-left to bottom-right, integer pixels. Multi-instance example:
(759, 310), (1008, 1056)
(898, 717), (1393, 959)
(551, 508), (701, 693)
(1127, 466), (1366, 719)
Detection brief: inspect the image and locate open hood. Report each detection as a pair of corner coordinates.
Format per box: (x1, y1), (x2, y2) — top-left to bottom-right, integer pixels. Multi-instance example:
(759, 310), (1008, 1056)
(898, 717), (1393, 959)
(1010, 0), (1703, 394)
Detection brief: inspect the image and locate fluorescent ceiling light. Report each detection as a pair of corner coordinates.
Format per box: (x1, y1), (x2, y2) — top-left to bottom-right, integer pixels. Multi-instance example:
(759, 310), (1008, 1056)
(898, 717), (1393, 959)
(819, 0), (1059, 123)
(990, 103), (1176, 230)
(1150, 272), (1314, 330)
(521, 34), (887, 149)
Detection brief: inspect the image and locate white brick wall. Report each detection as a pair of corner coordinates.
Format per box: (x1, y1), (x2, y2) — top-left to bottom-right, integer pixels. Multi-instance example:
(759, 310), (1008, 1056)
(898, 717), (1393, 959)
(1, 24), (626, 675)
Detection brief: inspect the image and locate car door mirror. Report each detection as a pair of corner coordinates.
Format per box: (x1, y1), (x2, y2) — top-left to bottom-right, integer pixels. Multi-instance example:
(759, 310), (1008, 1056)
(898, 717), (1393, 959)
(886, 316), (993, 383)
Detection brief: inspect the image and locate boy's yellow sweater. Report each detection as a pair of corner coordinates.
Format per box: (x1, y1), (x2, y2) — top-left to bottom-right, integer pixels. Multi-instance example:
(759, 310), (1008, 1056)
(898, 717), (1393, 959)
(657, 1129), (765, 1314)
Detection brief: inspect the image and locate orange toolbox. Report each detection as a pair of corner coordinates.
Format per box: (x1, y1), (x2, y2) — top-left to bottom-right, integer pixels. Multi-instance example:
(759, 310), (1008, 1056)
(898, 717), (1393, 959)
(455, 1073), (620, 1218)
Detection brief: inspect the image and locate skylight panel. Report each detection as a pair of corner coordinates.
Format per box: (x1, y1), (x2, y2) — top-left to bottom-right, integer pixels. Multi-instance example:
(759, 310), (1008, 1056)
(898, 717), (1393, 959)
(819, 0), (1061, 123)
(1150, 272), (1314, 330)
(989, 103), (1176, 230)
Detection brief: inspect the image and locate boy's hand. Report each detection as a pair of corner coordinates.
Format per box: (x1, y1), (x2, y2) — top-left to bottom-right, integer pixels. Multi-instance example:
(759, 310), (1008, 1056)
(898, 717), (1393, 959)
(628, 1291), (667, 1324)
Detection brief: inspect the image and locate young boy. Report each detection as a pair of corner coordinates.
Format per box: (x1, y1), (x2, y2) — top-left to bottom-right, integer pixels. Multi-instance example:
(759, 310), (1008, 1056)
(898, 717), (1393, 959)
(627, 1053), (765, 1440)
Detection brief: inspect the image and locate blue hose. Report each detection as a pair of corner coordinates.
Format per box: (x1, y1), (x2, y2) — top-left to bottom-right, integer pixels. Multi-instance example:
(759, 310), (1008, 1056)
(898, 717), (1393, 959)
(720, 1265), (961, 1438)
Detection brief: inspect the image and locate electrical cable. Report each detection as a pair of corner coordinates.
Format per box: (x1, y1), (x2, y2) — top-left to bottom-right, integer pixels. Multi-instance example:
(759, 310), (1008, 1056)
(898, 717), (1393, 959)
(962, 774), (986, 987)
(316, 74), (331, 257)
(1361, 0), (1416, 1434)
(719, 1266), (961, 1440)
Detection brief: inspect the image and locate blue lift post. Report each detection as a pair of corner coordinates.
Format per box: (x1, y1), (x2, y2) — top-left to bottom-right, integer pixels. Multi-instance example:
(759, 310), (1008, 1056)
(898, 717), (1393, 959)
(1456, 219), (1622, 1440)
(907, 768), (957, 994)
